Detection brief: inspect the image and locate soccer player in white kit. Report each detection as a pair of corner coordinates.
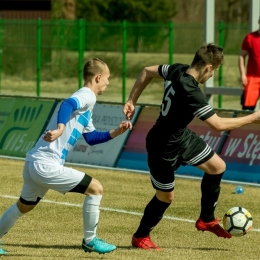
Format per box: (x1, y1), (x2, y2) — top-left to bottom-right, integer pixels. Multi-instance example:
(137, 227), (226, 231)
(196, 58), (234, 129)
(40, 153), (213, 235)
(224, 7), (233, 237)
(0, 58), (132, 255)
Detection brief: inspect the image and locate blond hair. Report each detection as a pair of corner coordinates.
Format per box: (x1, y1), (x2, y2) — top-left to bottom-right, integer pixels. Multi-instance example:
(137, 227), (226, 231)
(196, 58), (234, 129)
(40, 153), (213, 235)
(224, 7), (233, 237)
(83, 58), (107, 82)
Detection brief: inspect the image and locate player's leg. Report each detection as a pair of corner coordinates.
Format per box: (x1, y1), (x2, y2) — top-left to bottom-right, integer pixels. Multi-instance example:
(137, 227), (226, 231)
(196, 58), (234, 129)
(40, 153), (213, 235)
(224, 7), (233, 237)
(69, 176), (116, 254)
(36, 163), (115, 255)
(0, 161), (48, 254)
(195, 153), (231, 238)
(132, 192), (173, 251)
(131, 148), (175, 250)
(75, 177), (102, 244)
(182, 134), (231, 238)
(241, 76), (259, 111)
(197, 153), (225, 219)
(27, 162), (116, 254)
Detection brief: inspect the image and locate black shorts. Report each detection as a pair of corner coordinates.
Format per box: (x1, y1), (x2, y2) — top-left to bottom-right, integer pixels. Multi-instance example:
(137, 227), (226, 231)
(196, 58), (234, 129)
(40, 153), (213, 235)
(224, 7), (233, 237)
(146, 126), (214, 192)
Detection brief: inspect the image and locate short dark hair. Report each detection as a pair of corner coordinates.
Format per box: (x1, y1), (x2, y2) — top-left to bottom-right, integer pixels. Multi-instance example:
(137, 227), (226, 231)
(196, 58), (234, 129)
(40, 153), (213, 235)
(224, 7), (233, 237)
(83, 58), (107, 82)
(191, 43), (224, 69)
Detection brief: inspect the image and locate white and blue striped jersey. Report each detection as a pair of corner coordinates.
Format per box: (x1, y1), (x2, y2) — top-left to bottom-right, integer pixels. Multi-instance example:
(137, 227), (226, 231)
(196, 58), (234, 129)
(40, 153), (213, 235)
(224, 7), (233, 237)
(26, 87), (96, 165)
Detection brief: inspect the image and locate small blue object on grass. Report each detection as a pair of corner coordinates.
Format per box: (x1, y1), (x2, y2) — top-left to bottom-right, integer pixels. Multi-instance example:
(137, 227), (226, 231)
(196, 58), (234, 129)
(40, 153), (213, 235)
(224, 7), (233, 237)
(235, 185), (244, 194)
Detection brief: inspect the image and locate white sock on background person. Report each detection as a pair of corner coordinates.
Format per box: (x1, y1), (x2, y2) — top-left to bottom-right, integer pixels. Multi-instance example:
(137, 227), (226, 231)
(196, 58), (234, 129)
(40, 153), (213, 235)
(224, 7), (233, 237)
(0, 203), (23, 239)
(83, 195), (102, 244)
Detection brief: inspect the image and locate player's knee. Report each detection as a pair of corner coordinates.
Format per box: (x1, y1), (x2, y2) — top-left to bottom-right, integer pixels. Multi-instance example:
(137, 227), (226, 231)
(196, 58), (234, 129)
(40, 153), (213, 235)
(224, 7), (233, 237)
(214, 160), (226, 174)
(166, 192), (174, 203)
(17, 197), (40, 213)
(156, 190), (174, 203)
(220, 161), (226, 173)
(207, 158), (226, 174)
(84, 178), (103, 195)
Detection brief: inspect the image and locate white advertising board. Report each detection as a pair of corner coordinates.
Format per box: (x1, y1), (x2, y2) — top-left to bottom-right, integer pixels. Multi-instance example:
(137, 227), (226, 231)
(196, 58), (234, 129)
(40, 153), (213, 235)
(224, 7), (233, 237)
(66, 103), (140, 167)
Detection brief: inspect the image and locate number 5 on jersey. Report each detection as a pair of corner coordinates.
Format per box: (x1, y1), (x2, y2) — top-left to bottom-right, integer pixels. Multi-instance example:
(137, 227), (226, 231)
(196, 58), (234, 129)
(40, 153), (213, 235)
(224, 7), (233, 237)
(161, 81), (175, 116)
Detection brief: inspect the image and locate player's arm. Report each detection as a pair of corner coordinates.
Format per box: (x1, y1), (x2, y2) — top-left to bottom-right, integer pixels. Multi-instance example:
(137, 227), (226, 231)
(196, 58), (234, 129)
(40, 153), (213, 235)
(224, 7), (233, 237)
(43, 123), (65, 142)
(83, 121), (132, 145)
(123, 66), (161, 120)
(189, 87), (260, 131)
(238, 49), (248, 86)
(205, 110), (260, 132)
(43, 98), (78, 142)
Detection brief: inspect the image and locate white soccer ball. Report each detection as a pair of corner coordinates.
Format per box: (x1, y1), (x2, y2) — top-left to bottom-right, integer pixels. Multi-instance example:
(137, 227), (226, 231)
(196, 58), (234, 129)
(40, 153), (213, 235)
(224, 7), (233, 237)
(223, 206), (253, 237)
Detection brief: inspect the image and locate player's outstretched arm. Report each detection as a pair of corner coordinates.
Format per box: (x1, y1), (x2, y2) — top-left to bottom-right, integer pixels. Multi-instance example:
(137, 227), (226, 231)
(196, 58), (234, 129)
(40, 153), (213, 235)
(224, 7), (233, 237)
(109, 121), (132, 138)
(205, 110), (260, 132)
(83, 121), (132, 146)
(123, 66), (161, 120)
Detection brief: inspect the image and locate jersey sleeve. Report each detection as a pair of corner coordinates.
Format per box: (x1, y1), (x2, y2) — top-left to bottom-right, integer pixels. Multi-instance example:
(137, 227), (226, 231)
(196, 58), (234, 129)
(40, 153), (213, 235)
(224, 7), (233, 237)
(241, 34), (250, 51)
(83, 130), (112, 146)
(70, 90), (96, 110)
(186, 86), (215, 121)
(57, 98), (78, 125)
(158, 64), (180, 80)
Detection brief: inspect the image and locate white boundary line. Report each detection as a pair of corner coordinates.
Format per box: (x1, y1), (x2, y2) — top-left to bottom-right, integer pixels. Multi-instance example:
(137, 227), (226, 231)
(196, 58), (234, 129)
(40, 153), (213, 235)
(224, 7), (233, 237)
(1, 194), (259, 232)
(0, 194), (194, 223)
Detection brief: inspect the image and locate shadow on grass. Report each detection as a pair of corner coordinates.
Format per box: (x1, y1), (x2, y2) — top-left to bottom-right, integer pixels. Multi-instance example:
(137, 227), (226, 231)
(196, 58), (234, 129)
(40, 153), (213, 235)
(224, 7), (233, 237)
(117, 245), (138, 250)
(116, 245), (229, 251)
(176, 246), (229, 251)
(6, 244), (81, 250)
(7, 244), (134, 251)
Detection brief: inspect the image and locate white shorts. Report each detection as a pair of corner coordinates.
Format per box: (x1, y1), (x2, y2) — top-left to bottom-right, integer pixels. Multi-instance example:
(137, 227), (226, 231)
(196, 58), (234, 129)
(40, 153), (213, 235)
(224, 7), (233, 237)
(20, 161), (85, 202)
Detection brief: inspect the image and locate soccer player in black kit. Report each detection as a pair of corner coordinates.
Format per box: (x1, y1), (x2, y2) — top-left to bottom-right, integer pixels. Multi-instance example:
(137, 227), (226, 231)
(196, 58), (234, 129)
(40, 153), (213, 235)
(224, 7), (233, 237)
(123, 43), (260, 250)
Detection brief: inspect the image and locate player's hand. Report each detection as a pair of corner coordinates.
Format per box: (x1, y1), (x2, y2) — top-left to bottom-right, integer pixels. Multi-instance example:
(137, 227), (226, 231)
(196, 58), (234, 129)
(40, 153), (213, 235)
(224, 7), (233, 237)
(118, 121), (132, 133)
(241, 75), (247, 86)
(42, 129), (63, 142)
(123, 101), (135, 120)
(110, 121), (132, 138)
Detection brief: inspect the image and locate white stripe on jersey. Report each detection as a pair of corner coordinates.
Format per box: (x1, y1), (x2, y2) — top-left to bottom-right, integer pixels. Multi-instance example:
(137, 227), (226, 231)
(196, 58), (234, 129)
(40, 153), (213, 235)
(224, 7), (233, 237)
(150, 174), (175, 190)
(184, 144), (212, 165)
(161, 64), (170, 79)
(193, 105), (213, 118)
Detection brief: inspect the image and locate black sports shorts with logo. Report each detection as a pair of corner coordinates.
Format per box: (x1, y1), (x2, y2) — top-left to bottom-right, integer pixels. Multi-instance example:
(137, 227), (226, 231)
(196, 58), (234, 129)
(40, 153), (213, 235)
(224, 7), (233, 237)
(146, 125), (214, 192)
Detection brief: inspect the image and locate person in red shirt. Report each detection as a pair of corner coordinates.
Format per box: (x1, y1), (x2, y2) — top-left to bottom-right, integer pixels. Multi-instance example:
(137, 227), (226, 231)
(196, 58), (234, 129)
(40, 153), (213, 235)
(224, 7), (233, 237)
(238, 16), (260, 111)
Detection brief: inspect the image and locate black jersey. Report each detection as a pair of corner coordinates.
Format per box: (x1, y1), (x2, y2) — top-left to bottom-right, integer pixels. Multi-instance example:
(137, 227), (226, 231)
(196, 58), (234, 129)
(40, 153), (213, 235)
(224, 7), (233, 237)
(156, 63), (215, 135)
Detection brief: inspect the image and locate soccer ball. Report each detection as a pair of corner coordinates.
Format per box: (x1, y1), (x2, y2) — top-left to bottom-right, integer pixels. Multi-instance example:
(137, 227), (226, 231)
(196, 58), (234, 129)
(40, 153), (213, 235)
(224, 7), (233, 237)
(223, 206), (253, 237)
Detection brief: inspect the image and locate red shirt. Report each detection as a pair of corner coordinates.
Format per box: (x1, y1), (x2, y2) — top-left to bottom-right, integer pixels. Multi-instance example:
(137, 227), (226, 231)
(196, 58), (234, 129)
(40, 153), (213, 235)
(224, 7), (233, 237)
(241, 31), (260, 76)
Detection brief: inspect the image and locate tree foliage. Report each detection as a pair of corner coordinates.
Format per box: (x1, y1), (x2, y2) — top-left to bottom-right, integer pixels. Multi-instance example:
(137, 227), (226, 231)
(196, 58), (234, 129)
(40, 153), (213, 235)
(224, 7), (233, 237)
(53, 0), (252, 24)
(76, 0), (177, 22)
(173, 0), (250, 23)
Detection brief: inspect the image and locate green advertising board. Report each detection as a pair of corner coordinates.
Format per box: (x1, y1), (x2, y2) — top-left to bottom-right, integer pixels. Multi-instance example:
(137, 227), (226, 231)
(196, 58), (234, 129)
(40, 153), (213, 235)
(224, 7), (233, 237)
(0, 97), (56, 157)
(0, 98), (17, 134)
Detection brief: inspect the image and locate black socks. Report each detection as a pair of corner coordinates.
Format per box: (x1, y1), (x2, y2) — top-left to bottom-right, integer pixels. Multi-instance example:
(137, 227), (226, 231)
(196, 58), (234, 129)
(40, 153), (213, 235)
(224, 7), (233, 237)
(200, 172), (224, 222)
(134, 172), (224, 237)
(134, 195), (171, 238)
